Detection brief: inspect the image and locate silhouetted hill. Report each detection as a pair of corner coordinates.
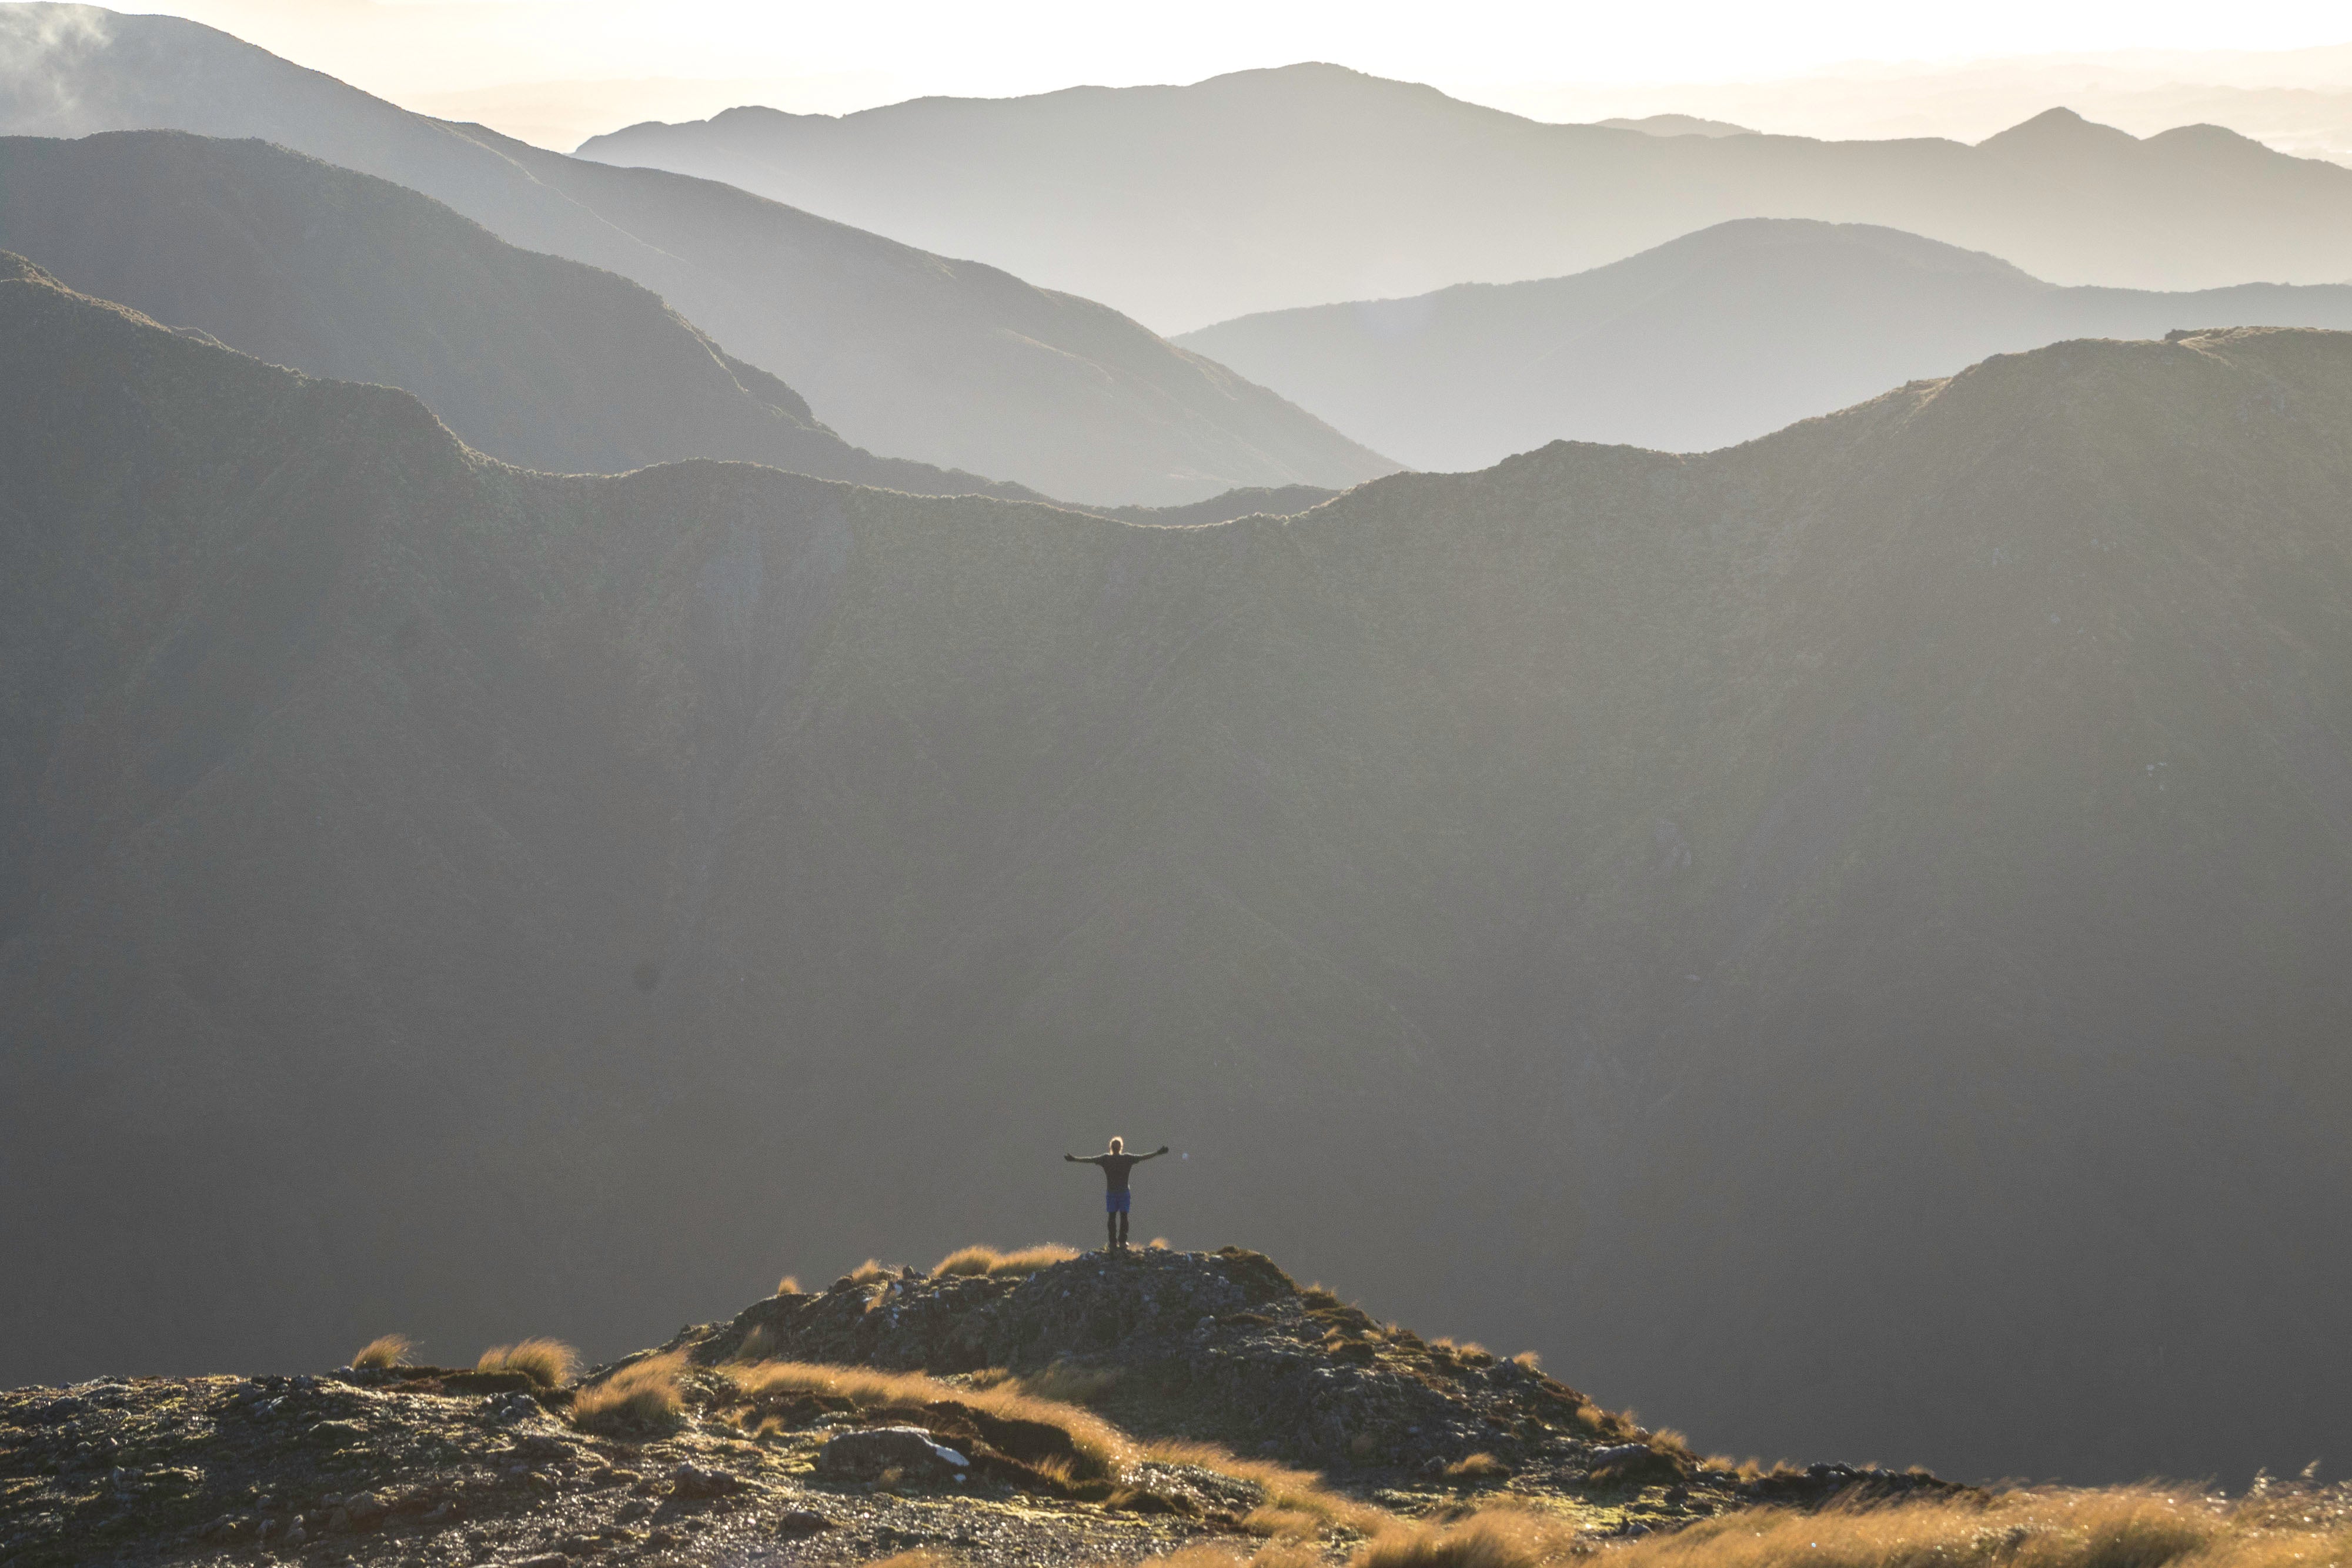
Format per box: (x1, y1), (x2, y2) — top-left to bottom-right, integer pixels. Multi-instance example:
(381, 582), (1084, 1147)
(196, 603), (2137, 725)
(0, 131), (1047, 496)
(5, 255), (2349, 1488)
(0, 6), (1394, 503)
(577, 65), (2352, 330)
(1177, 218), (2352, 467)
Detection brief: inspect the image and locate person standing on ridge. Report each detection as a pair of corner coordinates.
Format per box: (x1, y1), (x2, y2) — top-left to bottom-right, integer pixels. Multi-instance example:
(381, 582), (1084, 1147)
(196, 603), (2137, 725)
(1064, 1136), (1168, 1252)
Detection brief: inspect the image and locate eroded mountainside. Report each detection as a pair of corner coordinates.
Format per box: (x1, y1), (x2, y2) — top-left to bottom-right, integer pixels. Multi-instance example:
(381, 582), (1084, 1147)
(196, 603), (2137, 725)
(2, 257), (2348, 1485)
(0, 6), (1396, 503)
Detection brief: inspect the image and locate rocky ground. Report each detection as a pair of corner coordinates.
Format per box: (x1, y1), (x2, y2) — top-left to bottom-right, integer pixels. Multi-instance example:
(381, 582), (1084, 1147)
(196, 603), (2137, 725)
(0, 1248), (1958, 1568)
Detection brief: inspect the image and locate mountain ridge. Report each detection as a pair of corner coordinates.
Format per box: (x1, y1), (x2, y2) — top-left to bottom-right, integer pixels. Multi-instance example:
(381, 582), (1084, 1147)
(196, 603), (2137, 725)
(577, 61), (2352, 330)
(4, 253), (2348, 1487)
(0, 4), (1396, 503)
(1175, 216), (2352, 467)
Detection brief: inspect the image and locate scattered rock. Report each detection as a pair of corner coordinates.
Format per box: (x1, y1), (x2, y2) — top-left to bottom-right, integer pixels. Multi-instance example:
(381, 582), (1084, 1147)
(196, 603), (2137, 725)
(816, 1426), (971, 1484)
(777, 1510), (833, 1536)
(667, 1460), (740, 1499)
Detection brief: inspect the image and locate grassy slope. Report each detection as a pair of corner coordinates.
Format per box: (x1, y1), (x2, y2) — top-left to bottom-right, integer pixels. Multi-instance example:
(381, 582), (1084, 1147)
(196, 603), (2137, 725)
(1, 257), (2348, 1483)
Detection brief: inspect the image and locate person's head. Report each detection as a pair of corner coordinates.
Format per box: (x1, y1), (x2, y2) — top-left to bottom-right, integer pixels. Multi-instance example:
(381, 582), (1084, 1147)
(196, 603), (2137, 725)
(1109, 1136), (1124, 1154)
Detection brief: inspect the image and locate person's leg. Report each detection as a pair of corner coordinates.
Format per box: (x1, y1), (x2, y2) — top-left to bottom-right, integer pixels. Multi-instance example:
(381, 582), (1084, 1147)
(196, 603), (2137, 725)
(1116, 1208), (1130, 1248)
(1105, 1204), (1118, 1251)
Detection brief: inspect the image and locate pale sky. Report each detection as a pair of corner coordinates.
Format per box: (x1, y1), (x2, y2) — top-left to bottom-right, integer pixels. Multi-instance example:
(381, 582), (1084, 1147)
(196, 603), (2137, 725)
(126, 0), (2352, 152)
(131, 0), (2352, 99)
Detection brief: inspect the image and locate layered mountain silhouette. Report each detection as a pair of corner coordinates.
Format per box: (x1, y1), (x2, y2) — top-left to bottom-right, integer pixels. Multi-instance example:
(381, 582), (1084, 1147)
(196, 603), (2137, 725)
(0, 6), (1394, 503)
(1177, 218), (2352, 469)
(0, 130), (1045, 496)
(578, 64), (2352, 330)
(7, 252), (2348, 1487)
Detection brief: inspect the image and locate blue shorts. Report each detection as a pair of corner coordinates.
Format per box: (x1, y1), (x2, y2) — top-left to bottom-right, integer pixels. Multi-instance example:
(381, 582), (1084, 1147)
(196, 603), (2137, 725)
(1105, 1191), (1131, 1214)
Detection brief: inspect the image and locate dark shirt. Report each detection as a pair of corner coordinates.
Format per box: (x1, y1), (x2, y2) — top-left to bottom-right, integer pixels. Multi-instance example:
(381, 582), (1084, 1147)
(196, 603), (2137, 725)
(1071, 1151), (1159, 1192)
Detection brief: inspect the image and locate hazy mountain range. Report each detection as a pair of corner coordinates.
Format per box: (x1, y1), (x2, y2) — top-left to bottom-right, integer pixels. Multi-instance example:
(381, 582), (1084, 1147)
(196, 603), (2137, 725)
(0, 4), (1394, 504)
(0, 129), (1051, 497)
(577, 62), (2352, 332)
(8, 250), (2348, 1487)
(1177, 218), (2352, 469)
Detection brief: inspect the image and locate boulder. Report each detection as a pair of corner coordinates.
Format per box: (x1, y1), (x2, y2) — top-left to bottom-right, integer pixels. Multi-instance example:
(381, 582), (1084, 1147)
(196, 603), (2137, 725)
(816, 1427), (971, 1485)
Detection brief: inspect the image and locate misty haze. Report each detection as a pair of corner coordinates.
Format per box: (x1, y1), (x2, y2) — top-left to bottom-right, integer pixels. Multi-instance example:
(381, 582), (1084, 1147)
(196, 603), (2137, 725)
(0, 3), (2348, 1567)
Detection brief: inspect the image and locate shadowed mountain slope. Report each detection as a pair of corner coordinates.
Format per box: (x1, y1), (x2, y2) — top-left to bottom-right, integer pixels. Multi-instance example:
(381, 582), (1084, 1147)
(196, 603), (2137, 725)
(0, 6), (1394, 504)
(578, 65), (2352, 331)
(1177, 218), (2352, 469)
(4, 255), (2350, 1487)
(0, 130), (1040, 496)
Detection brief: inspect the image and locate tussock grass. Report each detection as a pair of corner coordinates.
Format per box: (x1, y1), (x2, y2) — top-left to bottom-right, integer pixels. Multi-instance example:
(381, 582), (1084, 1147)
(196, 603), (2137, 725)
(350, 1333), (414, 1370)
(573, 1352), (685, 1433)
(934, 1243), (1080, 1279)
(724, 1358), (1391, 1535)
(1443, 1452), (1512, 1481)
(777, 1275), (803, 1295)
(1353, 1510), (1578, 1568)
(1377, 1487), (2352, 1568)
(844, 1259), (893, 1287)
(1144, 1438), (1392, 1537)
(726, 1360), (1134, 1475)
(476, 1338), (578, 1389)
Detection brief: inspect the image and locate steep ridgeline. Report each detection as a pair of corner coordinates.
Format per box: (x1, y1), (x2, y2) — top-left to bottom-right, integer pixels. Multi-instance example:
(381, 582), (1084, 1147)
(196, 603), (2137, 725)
(575, 63), (2352, 330)
(5, 256), (2351, 1488)
(0, 1249), (1955, 1568)
(0, 130), (1037, 496)
(0, 6), (1394, 504)
(1177, 219), (2352, 469)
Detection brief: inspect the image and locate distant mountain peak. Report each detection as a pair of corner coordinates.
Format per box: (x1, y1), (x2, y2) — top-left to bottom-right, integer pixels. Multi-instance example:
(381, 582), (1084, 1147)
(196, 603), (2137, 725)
(1976, 105), (2141, 152)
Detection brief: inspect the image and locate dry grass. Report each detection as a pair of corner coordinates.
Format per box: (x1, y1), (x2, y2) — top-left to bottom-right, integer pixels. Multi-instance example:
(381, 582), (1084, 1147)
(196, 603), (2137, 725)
(573, 1352), (685, 1433)
(777, 1275), (803, 1295)
(1144, 1438), (1392, 1537)
(726, 1360), (1135, 1475)
(350, 1333), (414, 1370)
(475, 1339), (579, 1389)
(1353, 1510), (1581, 1568)
(723, 1357), (1391, 1536)
(1443, 1452), (1513, 1481)
(858, 1553), (951, 1568)
(1148, 1237), (1173, 1251)
(933, 1243), (1080, 1279)
(844, 1259), (893, 1287)
(1358, 1487), (2352, 1568)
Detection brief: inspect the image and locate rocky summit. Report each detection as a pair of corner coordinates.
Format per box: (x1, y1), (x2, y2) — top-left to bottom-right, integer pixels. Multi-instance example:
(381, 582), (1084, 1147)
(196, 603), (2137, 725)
(0, 1247), (1957, 1568)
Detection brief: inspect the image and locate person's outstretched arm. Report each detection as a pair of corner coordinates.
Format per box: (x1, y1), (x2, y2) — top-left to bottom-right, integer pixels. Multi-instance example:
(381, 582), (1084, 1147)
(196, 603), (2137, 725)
(1066, 1153), (1106, 1164)
(1136, 1145), (1171, 1161)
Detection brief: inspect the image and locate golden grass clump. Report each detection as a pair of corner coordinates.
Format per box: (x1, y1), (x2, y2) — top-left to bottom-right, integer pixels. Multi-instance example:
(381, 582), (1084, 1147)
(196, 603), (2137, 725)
(1443, 1452), (1513, 1481)
(1145, 1438), (1392, 1537)
(476, 1338), (579, 1389)
(727, 1360), (1135, 1475)
(572, 1352), (686, 1433)
(350, 1333), (415, 1370)
(1598, 1486), (2352, 1568)
(777, 1275), (803, 1296)
(1352, 1509), (1578, 1568)
(933, 1243), (1081, 1279)
(844, 1259), (893, 1286)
